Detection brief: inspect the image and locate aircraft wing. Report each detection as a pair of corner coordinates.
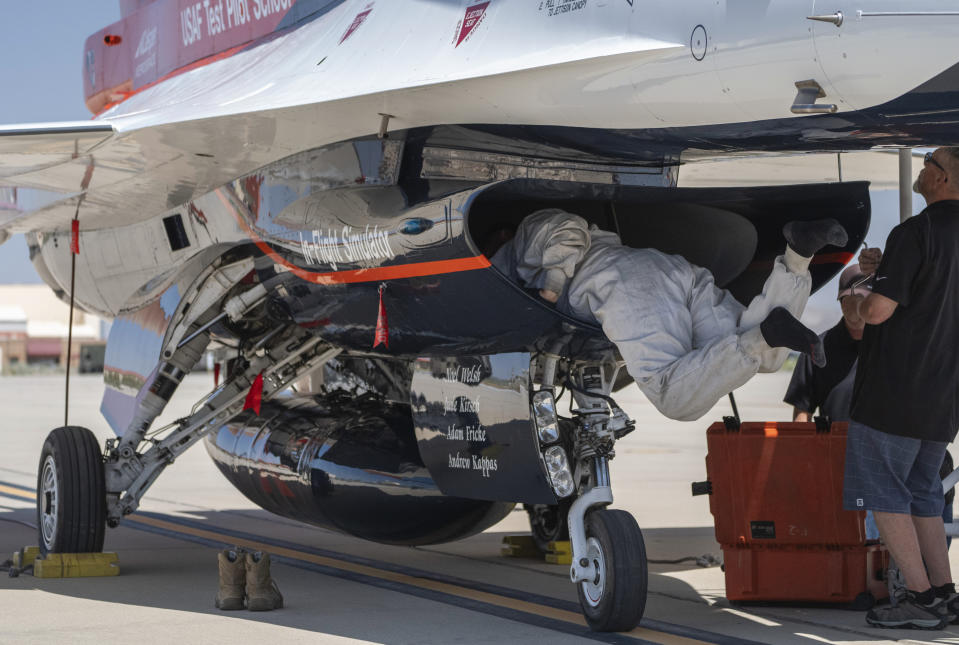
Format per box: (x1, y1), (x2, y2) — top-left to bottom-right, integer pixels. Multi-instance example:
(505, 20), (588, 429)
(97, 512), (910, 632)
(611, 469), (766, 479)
(0, 122), (118, 232)
(0, 0), (937, 237)
(0, 3), (688, 236)
(0, 122), (115, 180)
(0, 116), (917, 237)
(0, 114), (250, 234)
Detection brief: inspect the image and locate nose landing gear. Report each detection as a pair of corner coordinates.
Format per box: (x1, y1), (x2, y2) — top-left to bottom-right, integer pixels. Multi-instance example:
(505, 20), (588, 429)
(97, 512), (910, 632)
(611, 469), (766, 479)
(536, 355), (648, 632)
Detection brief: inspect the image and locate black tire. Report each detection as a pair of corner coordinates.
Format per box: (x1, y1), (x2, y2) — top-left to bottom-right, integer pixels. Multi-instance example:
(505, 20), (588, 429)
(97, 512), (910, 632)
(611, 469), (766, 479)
(524, 501), (571, 554)
(576, 509), (648, 632)
(845, 591), (877, 611)
(36, 427), (106, 555)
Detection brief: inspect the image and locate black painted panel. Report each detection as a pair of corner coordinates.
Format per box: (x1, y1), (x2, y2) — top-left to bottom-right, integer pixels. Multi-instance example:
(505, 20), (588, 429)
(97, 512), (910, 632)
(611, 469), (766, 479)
(410, 353), (557, 505)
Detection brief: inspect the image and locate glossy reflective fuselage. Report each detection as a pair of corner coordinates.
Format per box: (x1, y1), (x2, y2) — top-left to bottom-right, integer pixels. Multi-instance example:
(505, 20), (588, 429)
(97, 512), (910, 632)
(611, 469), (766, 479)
(35, 133), (872, 360)
(204, 394), (514, 545)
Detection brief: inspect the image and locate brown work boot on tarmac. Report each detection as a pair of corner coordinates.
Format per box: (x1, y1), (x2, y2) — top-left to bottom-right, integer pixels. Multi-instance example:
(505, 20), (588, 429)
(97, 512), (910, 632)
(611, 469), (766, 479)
(245, 551), (284, 611)
(215, 548), (246, 610)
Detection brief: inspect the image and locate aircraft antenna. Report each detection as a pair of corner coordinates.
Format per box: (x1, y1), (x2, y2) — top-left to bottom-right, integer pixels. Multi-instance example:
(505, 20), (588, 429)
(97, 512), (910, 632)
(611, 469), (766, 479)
(64, 159), (95, 426)
(64, 209), (79, 426)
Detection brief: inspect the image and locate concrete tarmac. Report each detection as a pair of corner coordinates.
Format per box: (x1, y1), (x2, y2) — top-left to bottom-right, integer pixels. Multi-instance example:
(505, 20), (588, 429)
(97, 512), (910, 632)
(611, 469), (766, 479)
(1, 373), (957, 644)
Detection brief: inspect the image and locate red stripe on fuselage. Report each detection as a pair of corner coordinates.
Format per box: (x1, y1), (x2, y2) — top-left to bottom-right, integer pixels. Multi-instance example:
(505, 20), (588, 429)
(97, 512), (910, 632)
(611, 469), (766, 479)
(812, 252), (855, 265)
(746, 251), (855, 272)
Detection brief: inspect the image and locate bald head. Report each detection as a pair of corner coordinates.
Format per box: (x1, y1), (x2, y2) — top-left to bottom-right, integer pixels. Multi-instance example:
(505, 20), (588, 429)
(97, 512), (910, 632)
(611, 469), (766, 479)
(939, 147), (959, 177)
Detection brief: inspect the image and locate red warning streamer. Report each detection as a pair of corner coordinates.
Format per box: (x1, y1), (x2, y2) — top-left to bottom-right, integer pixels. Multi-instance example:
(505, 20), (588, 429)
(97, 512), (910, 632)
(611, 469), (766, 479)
(71, 220), (80, 255)
(373, 284), (389, 348)
(243, 372), (264, 415)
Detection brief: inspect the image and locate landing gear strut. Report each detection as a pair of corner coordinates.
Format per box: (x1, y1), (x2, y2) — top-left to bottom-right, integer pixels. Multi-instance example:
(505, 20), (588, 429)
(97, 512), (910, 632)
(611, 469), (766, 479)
(34, 260), (344, 553)
(536, 354), (647, 632)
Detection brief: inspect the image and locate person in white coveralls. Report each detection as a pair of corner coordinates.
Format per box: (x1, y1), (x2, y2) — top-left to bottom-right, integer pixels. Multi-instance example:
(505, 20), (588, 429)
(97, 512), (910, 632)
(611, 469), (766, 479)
(491, 209), (847, 421)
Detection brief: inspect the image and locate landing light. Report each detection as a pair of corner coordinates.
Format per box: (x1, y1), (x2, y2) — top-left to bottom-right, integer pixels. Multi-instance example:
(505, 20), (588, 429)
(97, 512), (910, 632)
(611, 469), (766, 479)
(532, 390), (559, 444)
(544, 446), (575, 498)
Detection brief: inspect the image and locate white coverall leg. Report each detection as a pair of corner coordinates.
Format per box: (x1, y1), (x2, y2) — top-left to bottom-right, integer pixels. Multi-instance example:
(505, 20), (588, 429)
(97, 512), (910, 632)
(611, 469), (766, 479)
(739, 256), (811, 373)
(565, 248), (811, 421)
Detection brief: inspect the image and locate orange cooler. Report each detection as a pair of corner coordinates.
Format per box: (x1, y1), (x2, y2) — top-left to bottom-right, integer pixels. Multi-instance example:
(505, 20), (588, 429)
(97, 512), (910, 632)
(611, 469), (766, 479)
(702, 420), (889, 604)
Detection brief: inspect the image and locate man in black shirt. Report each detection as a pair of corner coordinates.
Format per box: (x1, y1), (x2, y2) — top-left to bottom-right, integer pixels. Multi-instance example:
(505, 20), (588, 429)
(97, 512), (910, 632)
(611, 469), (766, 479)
(843, 147), (959, 629)
(786, 265), (954, 545)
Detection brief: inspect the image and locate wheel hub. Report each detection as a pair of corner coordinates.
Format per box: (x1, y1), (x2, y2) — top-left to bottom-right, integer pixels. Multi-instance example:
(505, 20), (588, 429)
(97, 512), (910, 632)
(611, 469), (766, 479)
(39, 456), (59, 549)
(580, 536), (606, 607)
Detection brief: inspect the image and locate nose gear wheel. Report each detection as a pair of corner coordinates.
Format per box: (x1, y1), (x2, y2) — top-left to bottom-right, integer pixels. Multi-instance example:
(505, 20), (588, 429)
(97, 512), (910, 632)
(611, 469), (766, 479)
(575, 509), (648, 632)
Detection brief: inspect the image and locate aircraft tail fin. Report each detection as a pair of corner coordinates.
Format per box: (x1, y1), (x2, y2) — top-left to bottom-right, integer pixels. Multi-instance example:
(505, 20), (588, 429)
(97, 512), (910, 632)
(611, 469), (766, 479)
(119, 0), (154, 18)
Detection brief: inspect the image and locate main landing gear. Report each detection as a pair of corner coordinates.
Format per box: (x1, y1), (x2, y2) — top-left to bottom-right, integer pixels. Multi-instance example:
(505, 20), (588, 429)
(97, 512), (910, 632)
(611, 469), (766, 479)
(35, 326), (338, 556)
(536, 354), (648, 632)
(35, 262), (341, 555)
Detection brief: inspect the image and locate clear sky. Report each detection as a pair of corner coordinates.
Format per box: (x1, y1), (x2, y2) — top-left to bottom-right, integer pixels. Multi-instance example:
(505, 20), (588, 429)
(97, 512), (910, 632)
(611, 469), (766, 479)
(0, 3), (121, 284)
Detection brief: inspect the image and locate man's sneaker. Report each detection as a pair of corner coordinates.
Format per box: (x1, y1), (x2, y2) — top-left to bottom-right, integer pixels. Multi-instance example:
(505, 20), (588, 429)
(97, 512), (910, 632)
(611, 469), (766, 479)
(945, 593), (959, 624)
(866, 592), (948, 630)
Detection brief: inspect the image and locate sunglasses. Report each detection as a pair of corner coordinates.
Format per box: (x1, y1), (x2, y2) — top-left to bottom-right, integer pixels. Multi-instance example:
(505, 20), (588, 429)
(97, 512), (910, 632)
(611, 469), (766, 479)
(925, 151), (947, 174)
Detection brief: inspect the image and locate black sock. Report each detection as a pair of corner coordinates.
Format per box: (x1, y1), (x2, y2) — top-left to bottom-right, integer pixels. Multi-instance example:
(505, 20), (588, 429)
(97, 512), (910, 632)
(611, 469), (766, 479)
(914, 587), (937, 605)
(782, 218), (849, 257)
(936, 582), (956, 598)
(759, 307), (826, 367)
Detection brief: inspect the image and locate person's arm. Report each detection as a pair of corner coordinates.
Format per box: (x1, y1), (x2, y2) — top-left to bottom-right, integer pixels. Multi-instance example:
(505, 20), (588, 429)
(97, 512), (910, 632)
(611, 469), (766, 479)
(856, 292), (899, 325)
(784, 351), (816, 421)
(858, 247), (882, 274)
(857, 223), (921, 325)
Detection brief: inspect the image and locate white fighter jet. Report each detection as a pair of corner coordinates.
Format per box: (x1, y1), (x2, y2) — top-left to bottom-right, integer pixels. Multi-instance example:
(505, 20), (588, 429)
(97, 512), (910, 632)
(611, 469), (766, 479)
(1, 0), (957, 631)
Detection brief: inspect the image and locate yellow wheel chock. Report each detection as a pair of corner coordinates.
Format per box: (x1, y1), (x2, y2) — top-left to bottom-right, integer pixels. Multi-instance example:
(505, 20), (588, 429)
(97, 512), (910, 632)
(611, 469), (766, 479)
(500, 535), (572, 565)
(11, 547), (119, 578)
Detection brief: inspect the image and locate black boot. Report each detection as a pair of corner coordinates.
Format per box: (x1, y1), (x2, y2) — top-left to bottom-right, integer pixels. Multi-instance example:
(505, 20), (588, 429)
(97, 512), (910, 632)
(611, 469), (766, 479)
(783, 218), (848, 257)
(760, 307), (826, 367)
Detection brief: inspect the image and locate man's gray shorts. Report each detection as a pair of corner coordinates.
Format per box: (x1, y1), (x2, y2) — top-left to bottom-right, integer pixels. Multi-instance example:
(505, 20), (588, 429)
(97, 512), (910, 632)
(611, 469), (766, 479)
(843, 420), (948, 517)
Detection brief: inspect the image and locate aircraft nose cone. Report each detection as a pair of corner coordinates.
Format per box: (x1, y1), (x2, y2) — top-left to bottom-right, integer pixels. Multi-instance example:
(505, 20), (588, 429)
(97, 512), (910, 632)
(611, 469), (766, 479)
(810, 1), (959, 111)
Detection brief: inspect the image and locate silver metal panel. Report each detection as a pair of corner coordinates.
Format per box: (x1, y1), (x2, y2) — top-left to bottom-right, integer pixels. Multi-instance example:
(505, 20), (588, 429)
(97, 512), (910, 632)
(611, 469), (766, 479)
(421, 147), (677, 187)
